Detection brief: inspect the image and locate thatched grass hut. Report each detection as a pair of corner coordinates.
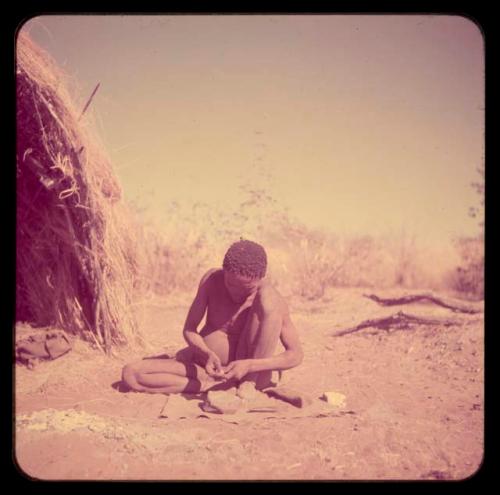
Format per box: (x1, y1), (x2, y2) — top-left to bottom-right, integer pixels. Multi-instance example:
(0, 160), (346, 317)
(16, 32), (144, 352)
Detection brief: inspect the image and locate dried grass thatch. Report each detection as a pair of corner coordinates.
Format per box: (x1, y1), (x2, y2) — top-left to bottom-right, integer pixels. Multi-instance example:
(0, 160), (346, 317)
(16, 32), (144, 352)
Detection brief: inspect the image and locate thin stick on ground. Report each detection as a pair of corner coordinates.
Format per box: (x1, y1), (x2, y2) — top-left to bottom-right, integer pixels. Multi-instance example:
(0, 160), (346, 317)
(363, 293), (482, 314)
(331, 311), (462, 337)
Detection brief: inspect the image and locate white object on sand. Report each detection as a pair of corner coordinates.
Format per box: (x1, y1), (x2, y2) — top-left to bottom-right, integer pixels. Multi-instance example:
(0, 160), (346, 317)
(322, 391), (346, 408)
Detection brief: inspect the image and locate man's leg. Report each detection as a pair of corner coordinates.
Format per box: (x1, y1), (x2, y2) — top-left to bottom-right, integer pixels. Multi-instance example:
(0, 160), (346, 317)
(121, 357), (216, 394)
(235, 303), (283, 390)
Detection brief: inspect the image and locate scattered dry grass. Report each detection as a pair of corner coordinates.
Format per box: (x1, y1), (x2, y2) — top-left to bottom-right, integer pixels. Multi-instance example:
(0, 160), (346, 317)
(131, 198), (484, 303)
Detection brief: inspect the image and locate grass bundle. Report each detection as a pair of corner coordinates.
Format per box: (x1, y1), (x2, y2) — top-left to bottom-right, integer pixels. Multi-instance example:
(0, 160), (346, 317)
(16, 32), (144, 351)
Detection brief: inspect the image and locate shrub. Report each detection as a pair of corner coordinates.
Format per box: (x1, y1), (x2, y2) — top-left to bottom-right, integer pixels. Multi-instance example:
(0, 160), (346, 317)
(447, 236), (484, 299)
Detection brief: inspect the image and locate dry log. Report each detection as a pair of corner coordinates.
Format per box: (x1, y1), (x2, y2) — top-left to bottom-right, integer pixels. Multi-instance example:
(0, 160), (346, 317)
(363, 293), (481, 314)
(332, 311), (461, 337)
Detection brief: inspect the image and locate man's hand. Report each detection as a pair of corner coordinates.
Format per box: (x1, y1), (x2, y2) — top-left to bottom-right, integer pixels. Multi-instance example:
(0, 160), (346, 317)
(205, 352), (225, 379)
(223, 359), (253, 382)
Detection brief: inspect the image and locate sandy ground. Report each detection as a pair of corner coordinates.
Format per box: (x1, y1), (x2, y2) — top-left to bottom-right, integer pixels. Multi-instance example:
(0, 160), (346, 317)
(14, 288), (484, 481)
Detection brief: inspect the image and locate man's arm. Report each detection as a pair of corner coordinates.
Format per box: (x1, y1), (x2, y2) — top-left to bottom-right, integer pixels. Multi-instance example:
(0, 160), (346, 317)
(182, 269), (216, 358)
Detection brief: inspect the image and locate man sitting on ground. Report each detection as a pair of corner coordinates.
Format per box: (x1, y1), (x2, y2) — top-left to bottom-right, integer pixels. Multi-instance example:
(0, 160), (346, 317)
(121, 239), (303, 396)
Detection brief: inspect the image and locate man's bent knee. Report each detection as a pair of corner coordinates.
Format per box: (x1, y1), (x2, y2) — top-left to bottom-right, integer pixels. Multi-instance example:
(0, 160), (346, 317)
(121, 361), (142, 390)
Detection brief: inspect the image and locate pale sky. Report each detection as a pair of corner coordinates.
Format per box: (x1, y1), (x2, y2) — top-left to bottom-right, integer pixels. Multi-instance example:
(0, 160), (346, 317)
(20, 14), (484, 242)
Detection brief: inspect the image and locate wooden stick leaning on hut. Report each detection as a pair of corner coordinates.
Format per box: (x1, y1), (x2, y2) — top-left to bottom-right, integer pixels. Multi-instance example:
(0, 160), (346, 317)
(78, 82), (101, 121)
(363, 293), (482, 315)
(331, 311), (463, 337)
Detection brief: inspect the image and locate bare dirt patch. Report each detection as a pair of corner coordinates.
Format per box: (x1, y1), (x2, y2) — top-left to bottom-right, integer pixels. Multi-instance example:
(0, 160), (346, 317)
(15, 288), (483, 480)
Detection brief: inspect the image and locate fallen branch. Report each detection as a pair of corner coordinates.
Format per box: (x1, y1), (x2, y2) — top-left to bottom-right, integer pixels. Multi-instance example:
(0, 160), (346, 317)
(363, 293), (481, 314)
(332, 311), (461, 337)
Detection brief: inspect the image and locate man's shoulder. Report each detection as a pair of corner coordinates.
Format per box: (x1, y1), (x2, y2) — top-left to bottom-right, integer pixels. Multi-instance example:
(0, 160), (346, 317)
(199, 268), (222, 287)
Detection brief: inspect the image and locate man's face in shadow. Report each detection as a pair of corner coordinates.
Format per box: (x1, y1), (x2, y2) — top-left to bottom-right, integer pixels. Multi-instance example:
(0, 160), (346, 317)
(223, 269), (261, 303)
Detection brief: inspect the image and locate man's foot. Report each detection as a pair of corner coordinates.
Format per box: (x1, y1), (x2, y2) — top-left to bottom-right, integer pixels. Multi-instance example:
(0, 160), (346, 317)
(236, 381), (261, 400)
(205, 390), (243, 414)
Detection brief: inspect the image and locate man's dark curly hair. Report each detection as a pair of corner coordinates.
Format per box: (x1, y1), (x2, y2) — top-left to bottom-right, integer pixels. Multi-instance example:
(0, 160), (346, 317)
(222, 239), (267, 279)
